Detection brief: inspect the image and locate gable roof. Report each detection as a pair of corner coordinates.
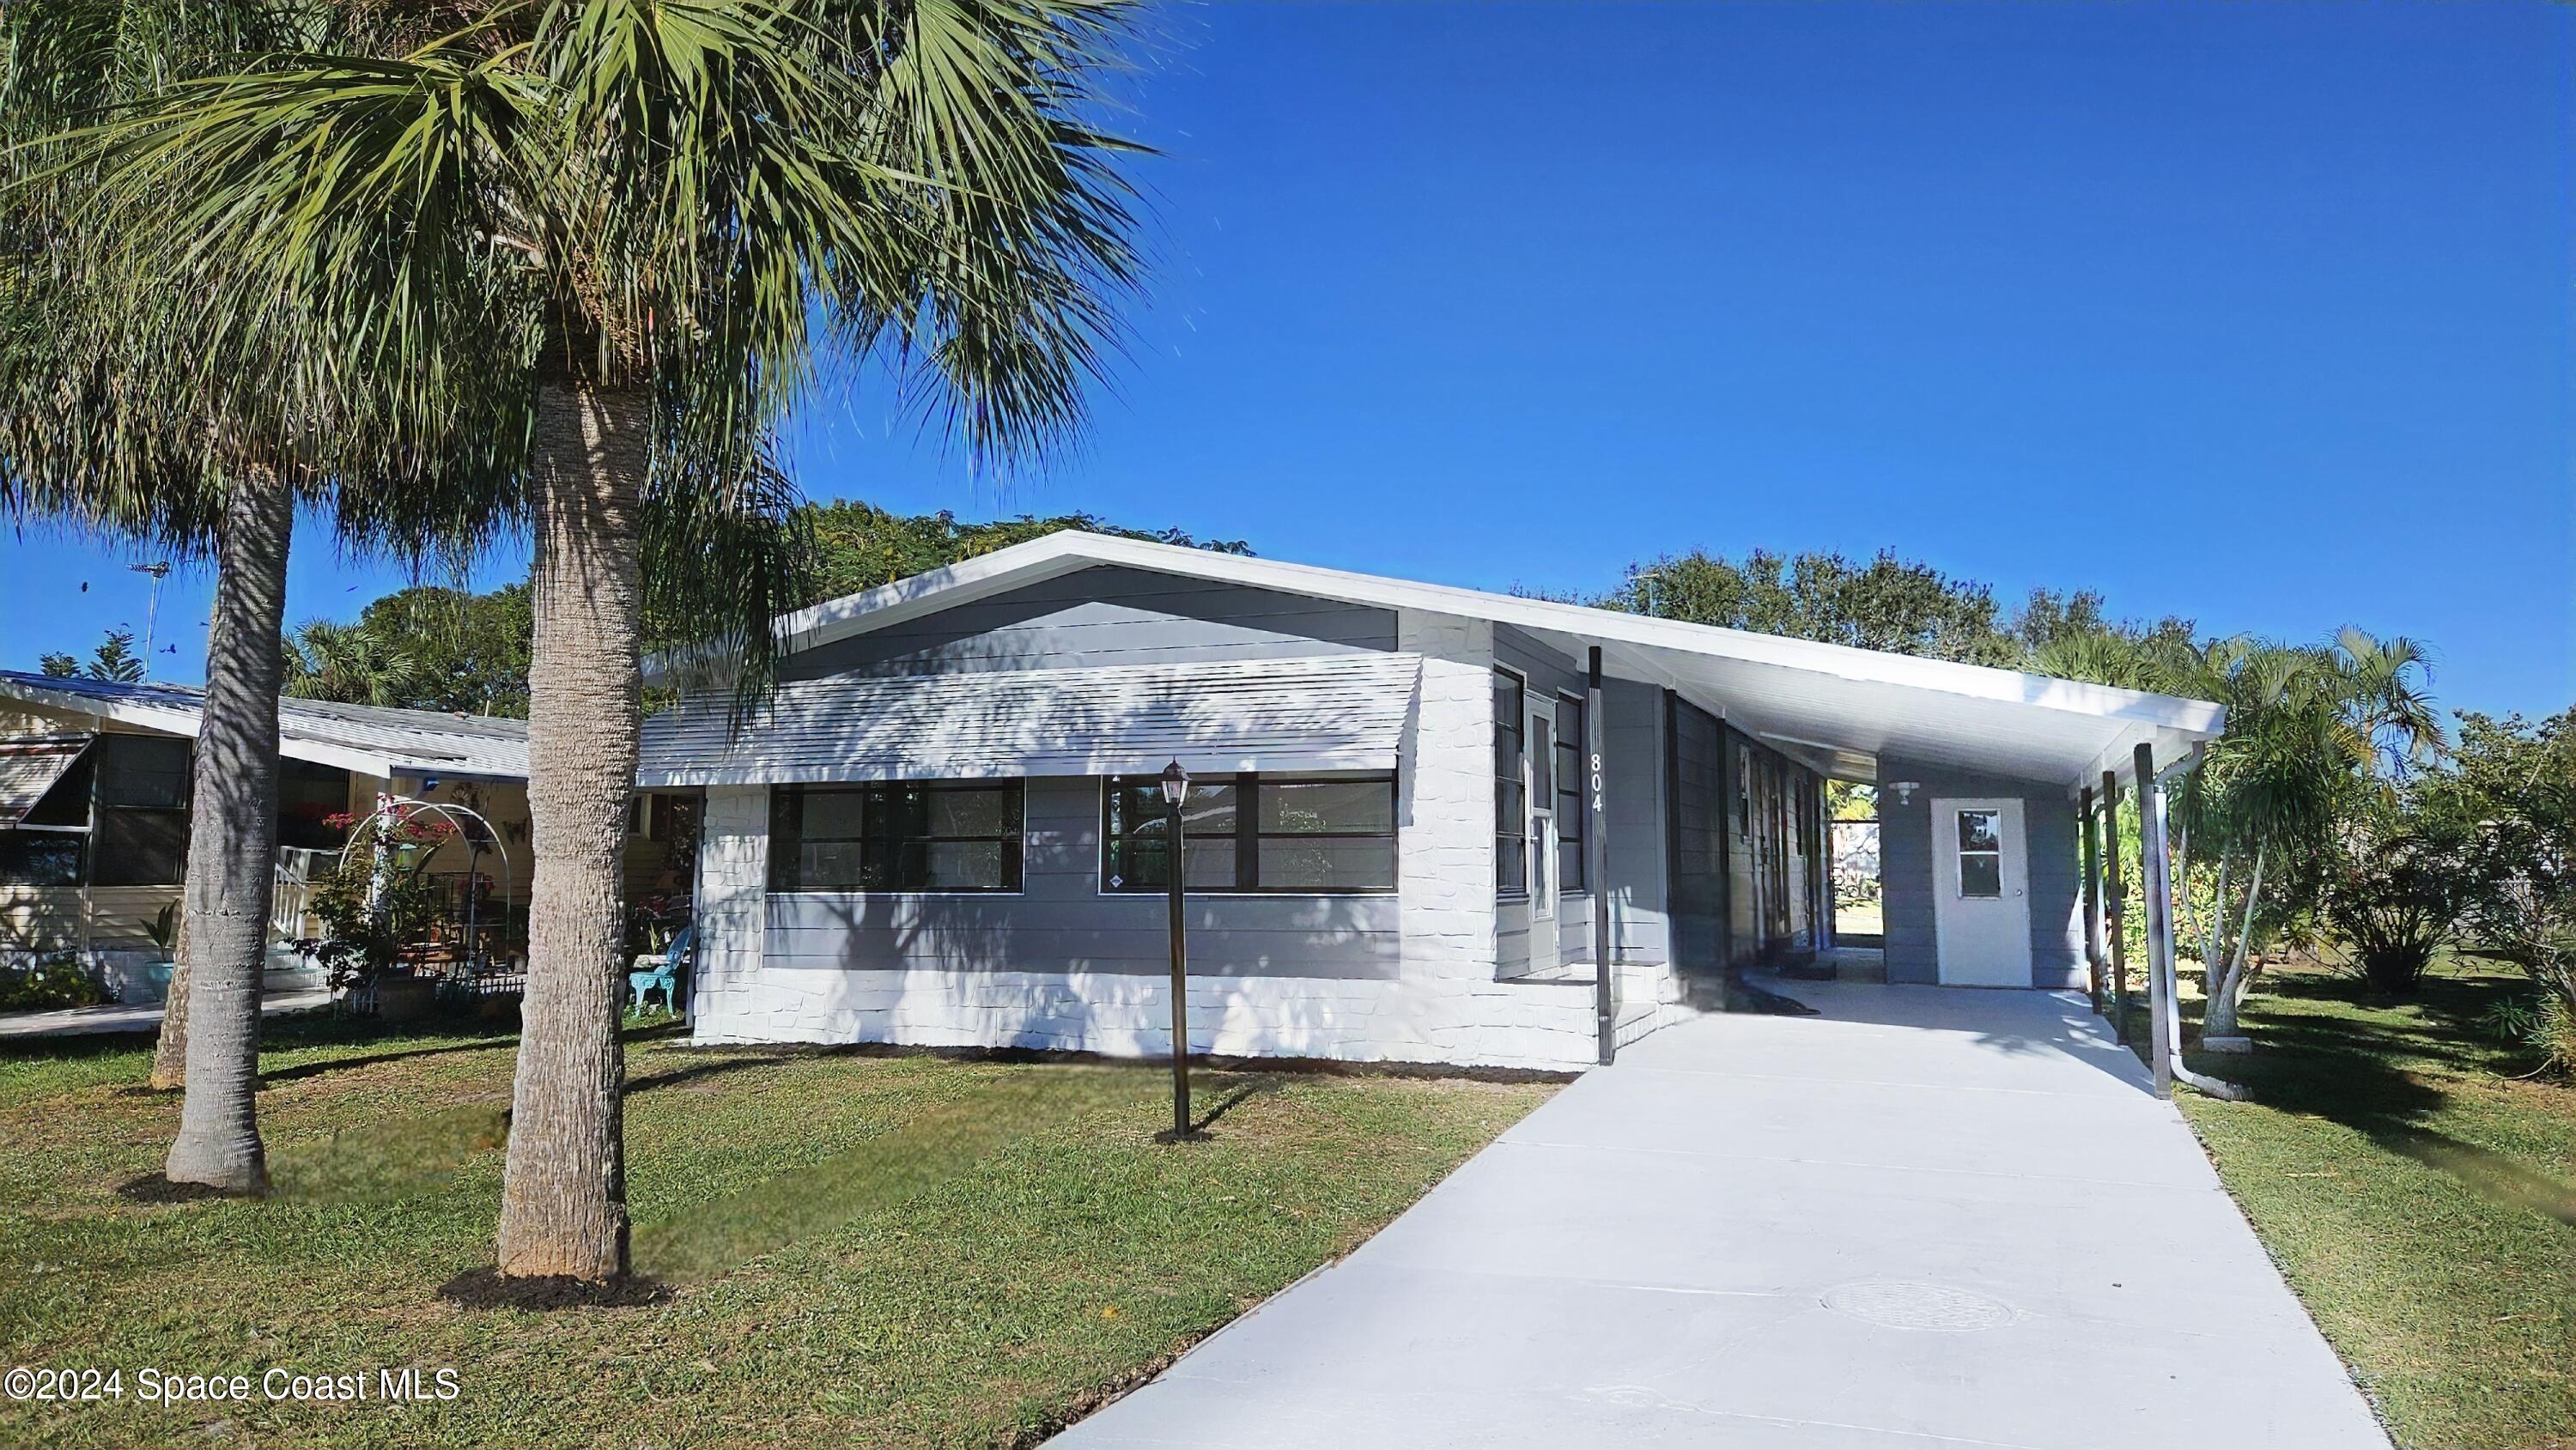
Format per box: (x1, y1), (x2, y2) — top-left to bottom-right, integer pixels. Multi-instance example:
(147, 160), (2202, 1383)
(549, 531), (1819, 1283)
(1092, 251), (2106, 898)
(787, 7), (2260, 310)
(768, 532), (2223, 792)
(0, 672), (528, 782)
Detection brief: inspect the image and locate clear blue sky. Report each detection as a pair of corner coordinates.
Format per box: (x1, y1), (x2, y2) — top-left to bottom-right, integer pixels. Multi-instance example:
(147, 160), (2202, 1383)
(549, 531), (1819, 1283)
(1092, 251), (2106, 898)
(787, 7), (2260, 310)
(6, 3), (2569, 720)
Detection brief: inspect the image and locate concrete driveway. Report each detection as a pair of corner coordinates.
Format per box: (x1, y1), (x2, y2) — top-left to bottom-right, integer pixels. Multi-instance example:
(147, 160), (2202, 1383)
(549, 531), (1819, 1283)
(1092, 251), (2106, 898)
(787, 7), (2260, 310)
(1054, 979), (2390, 1449)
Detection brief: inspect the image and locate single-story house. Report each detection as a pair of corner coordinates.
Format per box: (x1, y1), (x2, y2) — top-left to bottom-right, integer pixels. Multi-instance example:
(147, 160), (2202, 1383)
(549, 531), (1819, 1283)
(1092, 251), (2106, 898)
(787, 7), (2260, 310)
(0, 675), (537, 998)
(641, 532), (2224, 1071)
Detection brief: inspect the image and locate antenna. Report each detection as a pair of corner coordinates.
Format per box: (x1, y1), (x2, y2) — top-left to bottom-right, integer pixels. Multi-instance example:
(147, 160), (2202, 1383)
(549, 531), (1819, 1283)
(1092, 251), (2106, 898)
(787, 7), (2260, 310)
(128, 562), (171, 681)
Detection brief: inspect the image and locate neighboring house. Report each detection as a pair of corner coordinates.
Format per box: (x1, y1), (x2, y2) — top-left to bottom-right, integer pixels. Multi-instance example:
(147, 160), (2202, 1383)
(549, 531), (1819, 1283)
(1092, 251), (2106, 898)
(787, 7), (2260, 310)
(640, 533), (2224, 1070)
(0, 674), (534, 999)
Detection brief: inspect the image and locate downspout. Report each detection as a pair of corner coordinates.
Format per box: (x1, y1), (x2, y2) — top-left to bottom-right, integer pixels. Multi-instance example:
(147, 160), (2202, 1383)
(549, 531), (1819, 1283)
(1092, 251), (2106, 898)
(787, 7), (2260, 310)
(2136, 743), (2248, 1102)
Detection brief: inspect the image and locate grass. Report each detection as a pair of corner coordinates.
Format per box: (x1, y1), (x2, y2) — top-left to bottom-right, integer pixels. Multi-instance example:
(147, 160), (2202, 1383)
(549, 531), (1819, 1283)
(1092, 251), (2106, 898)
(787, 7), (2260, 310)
(0, 1008), (1555, 1449)
(2135, 961), (2576, 1450)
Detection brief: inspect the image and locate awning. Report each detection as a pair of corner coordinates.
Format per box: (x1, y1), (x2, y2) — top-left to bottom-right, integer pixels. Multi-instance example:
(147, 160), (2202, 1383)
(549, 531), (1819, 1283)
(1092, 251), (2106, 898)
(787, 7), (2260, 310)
(640, 653), (1417, 786)
(0, 733), (94, 827)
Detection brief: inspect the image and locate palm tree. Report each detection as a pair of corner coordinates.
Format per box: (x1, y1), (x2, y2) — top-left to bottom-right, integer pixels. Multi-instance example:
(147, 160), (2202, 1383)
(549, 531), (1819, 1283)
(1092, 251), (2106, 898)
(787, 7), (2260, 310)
(80, 0), (1143, 1280)
(283, 617), (424, 708)
(3, 2), (509, 1176)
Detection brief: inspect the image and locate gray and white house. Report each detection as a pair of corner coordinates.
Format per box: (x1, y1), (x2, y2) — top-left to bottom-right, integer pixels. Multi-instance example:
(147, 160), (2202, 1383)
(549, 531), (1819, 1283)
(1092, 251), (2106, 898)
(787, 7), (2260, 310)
(641, 532), (2224, 1071)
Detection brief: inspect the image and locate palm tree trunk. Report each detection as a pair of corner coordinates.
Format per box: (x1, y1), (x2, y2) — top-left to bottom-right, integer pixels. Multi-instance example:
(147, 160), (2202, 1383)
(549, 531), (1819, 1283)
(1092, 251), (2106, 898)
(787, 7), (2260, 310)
(2204, 839), (2267, 1040)
(495, 380), (647, 1282)
(162, 466), (291, 1191)
(148, 910), (190, 1089)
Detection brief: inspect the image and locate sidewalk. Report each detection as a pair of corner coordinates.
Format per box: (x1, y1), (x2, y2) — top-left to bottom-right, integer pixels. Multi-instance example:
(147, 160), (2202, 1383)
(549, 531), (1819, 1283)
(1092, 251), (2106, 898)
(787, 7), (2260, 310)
(0, 987), (334, 1040)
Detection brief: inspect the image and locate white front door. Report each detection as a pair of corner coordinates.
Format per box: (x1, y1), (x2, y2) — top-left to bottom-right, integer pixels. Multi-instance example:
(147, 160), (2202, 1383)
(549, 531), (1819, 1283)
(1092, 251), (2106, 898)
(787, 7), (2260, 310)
(1931, 798), (2031, 987)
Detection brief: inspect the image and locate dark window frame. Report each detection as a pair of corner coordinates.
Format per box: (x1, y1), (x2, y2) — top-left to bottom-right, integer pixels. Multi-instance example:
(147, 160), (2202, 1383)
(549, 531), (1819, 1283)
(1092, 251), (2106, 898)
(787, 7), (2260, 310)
(1554, 693), (1587, 894)
(1101, 772), (1398, 896)
(88, 735), (191, 888)
(1495, 667), (1527, 899)
(768, 779), (1025, 895)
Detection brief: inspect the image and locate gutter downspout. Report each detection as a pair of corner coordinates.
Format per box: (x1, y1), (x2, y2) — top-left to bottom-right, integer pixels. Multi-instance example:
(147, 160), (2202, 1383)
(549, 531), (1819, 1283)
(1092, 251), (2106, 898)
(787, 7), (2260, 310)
(2136, 742), (2248, 1103)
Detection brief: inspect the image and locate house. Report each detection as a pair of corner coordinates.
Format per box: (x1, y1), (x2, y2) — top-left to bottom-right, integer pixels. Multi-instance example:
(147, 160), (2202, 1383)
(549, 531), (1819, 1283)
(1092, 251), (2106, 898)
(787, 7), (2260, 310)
(0, 675), (538, 999)
(641, 532), (2224, 1071)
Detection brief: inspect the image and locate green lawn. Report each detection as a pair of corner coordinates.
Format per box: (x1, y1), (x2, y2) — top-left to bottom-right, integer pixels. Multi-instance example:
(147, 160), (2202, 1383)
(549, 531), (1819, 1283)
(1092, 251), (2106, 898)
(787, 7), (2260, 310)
(0, 1010), (1554, 1448)
(2143, 963), (2576, 1450)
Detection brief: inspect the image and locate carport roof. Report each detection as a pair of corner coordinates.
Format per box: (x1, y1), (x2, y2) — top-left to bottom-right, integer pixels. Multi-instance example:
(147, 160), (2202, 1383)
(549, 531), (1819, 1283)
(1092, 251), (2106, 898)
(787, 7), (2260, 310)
(0, 672), (529, 782)
(770, 532), (2224, 793)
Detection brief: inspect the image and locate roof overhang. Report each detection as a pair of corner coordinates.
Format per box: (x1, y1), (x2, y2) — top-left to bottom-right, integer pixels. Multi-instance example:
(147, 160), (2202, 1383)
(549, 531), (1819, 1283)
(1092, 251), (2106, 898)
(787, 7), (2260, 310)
(0, 677), (526, 782)
(769, 532), (2224, 794)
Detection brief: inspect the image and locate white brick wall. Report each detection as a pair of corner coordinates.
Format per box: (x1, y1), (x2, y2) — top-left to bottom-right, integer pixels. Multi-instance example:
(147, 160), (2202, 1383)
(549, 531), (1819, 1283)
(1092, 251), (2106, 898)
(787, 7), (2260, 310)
(1396, 610), (1497, 986)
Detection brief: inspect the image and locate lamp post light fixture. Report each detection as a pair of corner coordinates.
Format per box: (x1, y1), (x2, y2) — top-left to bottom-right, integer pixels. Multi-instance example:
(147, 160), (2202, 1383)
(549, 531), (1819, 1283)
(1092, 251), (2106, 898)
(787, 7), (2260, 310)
(1159, 759), (1192, 1140)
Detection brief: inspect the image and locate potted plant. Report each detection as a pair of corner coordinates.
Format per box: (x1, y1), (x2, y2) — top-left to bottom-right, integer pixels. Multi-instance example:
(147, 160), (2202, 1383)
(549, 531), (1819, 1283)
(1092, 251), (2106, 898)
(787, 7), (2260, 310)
(140, 901), (180, 1002)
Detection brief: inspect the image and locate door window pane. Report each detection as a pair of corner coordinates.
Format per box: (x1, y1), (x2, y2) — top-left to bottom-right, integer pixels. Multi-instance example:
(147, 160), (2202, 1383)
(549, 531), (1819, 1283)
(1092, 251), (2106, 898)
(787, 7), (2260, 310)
(1956, 810), (2002, 898)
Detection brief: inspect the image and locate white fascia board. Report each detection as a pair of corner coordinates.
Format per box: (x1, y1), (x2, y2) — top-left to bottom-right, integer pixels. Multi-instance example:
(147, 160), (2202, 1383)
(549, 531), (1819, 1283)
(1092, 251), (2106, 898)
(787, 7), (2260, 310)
(0, 680), (204, 740)
(776, 532), (2227, 740)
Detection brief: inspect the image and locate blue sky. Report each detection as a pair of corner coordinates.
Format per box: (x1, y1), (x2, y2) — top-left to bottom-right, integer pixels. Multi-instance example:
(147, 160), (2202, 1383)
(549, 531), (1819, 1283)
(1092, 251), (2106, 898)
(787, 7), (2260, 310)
(6, 3), (2569, 720)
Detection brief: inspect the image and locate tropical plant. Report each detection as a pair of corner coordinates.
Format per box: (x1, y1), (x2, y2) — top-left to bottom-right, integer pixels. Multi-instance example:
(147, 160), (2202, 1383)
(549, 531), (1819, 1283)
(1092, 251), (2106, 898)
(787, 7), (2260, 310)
(283, 616), (425, 709)
(2316, 781), (2475, 994)
(85, 0), (1146, 1281)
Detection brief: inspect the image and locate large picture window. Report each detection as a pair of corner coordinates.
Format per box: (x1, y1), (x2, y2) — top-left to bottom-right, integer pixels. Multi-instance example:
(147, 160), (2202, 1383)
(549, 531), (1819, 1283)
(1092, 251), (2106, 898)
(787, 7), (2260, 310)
(769, 780), (1023, 893)
(1555, 694), (1586, 893)
(1104, 774), (1396, 894)
(1495, 668), (1526, 897)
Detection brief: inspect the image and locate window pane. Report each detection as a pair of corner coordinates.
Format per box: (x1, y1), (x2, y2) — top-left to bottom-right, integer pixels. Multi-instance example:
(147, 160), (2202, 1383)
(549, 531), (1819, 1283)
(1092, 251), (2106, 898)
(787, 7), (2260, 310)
(1496, 836), (1527, 895)
(22, 749), (94, 828)
(1260, 780), (1392, 834)
(94, 736), (190, 809)
(1958, 810), (2001, 853)
(0, 832), (82, 886)
(1258, 837), (1394, 891)
(91, 808), (187, 886)
(924, 840), (1012, 890)
(927, 786), (1016, 838)
(801, 789), (869, 840)
(796, 840), (868, 891)
(1109, 838), (1236, 891)
(1118, 783), (1236, 840)
(1558, 837), (1584, 893)
(1959, 852), (2002, 898)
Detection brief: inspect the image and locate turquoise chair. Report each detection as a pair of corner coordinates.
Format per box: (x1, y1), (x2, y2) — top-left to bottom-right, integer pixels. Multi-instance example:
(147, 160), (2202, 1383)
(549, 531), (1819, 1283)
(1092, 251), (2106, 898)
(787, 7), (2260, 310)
(628, 924), (694, 1013)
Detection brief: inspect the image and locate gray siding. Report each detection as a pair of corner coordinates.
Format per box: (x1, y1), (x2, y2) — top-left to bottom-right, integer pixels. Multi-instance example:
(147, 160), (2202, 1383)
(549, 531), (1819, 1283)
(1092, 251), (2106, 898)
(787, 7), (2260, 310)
(762, 776), (1399, 979)
(784, 566), (1396, 681)
(1877, 759), (2083, 989)
(1601, 677), (1670, 967)
(1667, 696), (1726, 970)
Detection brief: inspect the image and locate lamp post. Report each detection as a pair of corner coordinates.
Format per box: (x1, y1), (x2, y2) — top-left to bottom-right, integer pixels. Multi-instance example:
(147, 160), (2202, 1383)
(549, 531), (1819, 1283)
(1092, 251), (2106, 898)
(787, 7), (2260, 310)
(1159, 759), (1192, 1139)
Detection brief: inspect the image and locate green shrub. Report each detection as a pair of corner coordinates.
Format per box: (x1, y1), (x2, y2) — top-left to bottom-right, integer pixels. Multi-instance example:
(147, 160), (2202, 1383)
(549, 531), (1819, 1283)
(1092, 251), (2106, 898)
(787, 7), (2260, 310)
(0, 954), (112, 1011)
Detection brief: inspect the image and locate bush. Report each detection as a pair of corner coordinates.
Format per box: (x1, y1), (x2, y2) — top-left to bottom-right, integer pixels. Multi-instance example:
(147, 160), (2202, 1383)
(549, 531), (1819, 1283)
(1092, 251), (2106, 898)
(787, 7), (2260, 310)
(0, 954), (113, 1011)
(2317, 788), (2471, 997)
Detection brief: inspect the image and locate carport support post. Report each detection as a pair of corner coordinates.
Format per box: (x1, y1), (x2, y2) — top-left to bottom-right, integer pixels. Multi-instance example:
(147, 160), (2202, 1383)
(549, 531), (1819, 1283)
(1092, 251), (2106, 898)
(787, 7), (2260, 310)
(2079, 786), (2103, 1014)
(1589, 646), (1614, 1066)
(2100, 770), (2129, 1046)
(2134, 743), (2175, 1099)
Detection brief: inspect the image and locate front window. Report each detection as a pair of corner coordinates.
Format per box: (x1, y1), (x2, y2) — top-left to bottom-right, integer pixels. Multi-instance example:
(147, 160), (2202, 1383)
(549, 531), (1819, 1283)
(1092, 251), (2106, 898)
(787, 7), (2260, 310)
(1956, 810), (2002, 898)
(1104, 774), (1396, 894)
(1494, 669), (1526, 896)
(89, 736), (190, 888)
(1554, 695), (1586, 892)
(769, 780), (1024, 893)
